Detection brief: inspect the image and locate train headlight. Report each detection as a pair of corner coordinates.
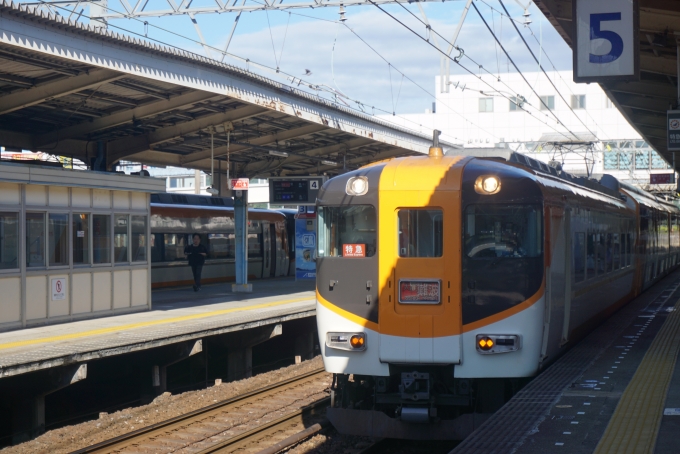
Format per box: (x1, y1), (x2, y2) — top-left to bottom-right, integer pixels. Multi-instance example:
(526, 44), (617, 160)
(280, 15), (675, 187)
(326, 332), (367, 351)
(475, 334), (520, 354)
(346, 177), (369, 196)
(474, 175), (501, 195)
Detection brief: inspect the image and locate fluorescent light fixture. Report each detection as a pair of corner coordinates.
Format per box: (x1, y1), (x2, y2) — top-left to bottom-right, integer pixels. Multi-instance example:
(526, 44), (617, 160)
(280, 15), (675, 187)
(269, 150), (288, 157)
(321, 160), (337, 166)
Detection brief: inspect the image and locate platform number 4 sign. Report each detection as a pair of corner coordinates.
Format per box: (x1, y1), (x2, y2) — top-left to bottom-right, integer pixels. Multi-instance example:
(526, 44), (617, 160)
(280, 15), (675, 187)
(574, 0), (639, 82)
(309, 180), (319, 190)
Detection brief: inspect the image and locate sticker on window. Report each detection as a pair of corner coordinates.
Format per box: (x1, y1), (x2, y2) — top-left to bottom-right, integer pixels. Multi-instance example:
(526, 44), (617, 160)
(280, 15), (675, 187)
(343, 244), (365, 258)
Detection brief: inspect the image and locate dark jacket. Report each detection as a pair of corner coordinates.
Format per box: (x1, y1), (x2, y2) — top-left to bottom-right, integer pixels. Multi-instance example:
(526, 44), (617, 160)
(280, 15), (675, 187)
(184, 244), (207, 266)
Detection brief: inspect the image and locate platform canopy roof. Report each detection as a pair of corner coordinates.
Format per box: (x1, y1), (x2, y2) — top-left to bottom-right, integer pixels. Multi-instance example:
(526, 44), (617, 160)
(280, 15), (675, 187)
(536, 0), (680, 169)
(0, 1), (457, 178)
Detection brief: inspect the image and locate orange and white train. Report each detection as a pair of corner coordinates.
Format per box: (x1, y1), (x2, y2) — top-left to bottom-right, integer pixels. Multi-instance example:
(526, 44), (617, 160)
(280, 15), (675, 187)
(315, 146), (680, 440)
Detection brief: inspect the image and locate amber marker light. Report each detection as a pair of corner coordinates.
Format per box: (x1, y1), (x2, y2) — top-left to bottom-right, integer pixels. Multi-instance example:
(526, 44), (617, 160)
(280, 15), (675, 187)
(350, 334), (365, 349)
(478, 337), (494, 350)
(474, 175), (501, 195)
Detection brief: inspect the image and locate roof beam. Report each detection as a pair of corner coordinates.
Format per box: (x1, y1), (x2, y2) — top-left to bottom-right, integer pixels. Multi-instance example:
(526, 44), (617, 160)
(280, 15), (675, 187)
(0, 69), (124, 115)
(35, 90), (220, 146)
(180, 123), (328, 165)
(606, 80), (678, 99)
(107, 104), (268, 163)
(614, 92), (673, 113)
(282, 147), (409, 176)
(640, 53), (678, 77)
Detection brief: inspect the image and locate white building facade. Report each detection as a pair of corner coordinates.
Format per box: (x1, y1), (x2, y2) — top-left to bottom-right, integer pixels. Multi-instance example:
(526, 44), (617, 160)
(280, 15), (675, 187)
(382, 70), (674, 190)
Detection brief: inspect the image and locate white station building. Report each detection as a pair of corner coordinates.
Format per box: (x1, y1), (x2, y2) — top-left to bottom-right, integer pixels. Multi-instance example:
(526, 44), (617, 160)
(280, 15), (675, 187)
(382, 70), (675, 190)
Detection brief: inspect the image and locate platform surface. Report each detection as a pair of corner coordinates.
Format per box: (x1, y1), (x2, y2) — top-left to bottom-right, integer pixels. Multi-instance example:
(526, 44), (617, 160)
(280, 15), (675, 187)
(0, 278), (316, 378)
(452, 269), (680, 454)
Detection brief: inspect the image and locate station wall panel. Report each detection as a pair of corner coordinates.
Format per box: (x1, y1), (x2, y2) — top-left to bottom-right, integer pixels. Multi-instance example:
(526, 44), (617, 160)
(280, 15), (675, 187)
(25, 185), (46, 206)
(0, 182), (20, 205)
(71, 273), (92, 314)
(48, 274), (69, 317)
(131, 192), (146, 210)
(0, 277), (21, 323)
(26, 275), (47, 320)
(93, 272), (112, 312)
(131, 269), (148, 307)
(113, 270), (131, 309)
(93, 189), (110, 208)
(71, 188), (90, 208)
(48, 186), (68, 207)
(113, 191), (130, 209)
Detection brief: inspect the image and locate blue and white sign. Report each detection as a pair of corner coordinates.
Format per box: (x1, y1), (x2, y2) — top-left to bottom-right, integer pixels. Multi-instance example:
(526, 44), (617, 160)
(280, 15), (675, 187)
(295, 218), (316, 280)
(574, 0), (638, 82)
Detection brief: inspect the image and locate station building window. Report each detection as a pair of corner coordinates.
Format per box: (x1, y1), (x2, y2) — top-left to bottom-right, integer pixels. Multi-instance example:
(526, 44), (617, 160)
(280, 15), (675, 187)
(114, 214), (129, 263)
(131, 215), (148, 262)
(93, 214), (111, 264)
(571, 95), (586, 109)
(539, 95), (555, 110)
(73, 213), (90, 265)
(478, 98), (494, 113)
(0, 212), (19, 270)
(49, 213), (69, 266)
(26, 212), (46, 268)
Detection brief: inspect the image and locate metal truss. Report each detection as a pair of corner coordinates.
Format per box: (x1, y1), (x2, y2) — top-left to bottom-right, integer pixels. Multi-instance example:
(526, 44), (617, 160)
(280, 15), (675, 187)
(23, 0), (458, 19)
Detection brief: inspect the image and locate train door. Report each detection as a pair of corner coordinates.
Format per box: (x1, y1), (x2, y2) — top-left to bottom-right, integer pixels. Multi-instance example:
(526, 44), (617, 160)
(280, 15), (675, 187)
(262, 221), (272, 278)
(540, 206), (567, 363)
(269, 223), (277, 277)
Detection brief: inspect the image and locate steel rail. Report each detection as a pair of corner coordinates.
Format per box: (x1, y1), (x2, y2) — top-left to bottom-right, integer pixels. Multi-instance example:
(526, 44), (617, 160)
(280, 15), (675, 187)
(71, 367), (327, 454)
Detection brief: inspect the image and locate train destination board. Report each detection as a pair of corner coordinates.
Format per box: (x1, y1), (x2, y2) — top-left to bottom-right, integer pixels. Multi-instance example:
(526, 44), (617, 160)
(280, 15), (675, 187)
(269, 176), (326, 206)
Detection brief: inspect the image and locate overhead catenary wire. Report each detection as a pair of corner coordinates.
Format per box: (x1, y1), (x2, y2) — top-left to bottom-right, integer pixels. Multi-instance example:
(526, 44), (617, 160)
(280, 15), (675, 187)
(477, 0), (608, 140)
(369, 0), (575, 142)
(390, 1), (577, 139)
(497, 0), (599, 140)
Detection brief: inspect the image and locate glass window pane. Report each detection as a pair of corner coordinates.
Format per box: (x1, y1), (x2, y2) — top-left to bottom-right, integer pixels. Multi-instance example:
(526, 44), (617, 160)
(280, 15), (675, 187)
(318, 205), (377, 258)
(114, 214), (129, 263)
(0, 212), (19, 270)
(464, 205), (542, 258)
(48, 213), (69, 266)
(73, 214), (90, 265)
(619, 152), (633, 170)
(26, 213), (45, 268)
(573, 232), (586, 282)
(398, 209), (443, 257)
(208, 233), (233, 259)
(635, 150), (650, 169)
(163, 234), (187, 261)
(651, 151), (669, 169)
(604, 151), (618, 170)
(93, 214), (111, 264)
(131, 216), (147, 262)
(586, 232), (595, 278)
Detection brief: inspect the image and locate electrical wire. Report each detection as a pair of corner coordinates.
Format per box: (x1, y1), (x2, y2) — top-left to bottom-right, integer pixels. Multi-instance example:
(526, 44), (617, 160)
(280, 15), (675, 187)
(497, 0), (598, 140)
(369, 0), (575, 141)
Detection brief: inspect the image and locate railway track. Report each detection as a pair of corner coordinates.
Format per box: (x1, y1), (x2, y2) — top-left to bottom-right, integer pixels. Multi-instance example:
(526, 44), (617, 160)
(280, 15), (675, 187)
(73, 368), (330, 454)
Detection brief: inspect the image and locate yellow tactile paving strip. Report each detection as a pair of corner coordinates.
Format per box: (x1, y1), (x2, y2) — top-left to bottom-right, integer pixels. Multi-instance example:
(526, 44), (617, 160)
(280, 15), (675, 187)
(594, 298), (680, 454)
(0, 297), (311, 351)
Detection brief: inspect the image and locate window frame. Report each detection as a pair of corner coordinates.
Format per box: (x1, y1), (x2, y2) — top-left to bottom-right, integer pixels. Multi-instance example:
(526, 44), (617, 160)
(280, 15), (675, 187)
(397, 208), (444, 258)
(478, 97), (494, 113)
(0, 210), (20, 273)
(539, 95), (555, 110)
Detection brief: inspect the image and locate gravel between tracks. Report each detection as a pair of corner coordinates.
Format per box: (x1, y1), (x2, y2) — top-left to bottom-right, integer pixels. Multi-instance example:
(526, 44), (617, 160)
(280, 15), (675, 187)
(2, 357), (326, 454)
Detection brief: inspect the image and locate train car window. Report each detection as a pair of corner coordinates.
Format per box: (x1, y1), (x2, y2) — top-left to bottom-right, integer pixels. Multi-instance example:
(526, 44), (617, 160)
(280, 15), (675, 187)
(398, 209), (443, 258)
(317, 205), (377, 258)
(605, 233), (613, 273)
(248, 233), (262, 258)
(464, 205), (541, 258)
(163, 233), (187, 261)
(209, 233), (234, 259)
(92, 214), (111, 264)
(586, 233), (595, 279)
(0, 212), (19, 270)
(596, 234), (606, 275)
(573, 232), (586, 283)
(612, 233), (620, 271)
(620, 233), (627, 268)
(131, 216), (147, 262)
(150, 233), (163, 262)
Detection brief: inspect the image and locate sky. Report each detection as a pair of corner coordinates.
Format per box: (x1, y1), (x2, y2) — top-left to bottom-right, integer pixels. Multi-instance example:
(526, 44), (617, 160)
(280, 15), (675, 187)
(60, 0), (574, 117)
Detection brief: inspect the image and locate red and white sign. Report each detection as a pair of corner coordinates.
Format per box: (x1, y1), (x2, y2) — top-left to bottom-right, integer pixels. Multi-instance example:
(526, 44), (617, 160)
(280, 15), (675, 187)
(399, 280), (441, 304)
(230, 178), (250, 190)
(51, 278), (66, 301)
(342, 244), (365, 258)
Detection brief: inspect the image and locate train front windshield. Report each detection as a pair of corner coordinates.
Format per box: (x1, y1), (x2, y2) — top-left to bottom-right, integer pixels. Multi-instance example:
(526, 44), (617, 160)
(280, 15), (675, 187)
(318, 206), (377, 258)
(464, 205), (542, 258)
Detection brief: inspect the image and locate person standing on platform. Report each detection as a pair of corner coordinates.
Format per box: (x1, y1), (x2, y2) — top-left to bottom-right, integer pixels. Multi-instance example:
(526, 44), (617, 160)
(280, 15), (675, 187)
(185, 233), (207, 292)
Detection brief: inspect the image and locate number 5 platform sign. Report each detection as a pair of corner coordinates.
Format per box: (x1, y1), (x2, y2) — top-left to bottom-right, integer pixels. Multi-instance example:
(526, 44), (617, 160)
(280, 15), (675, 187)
(574, 0), (639, 82)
